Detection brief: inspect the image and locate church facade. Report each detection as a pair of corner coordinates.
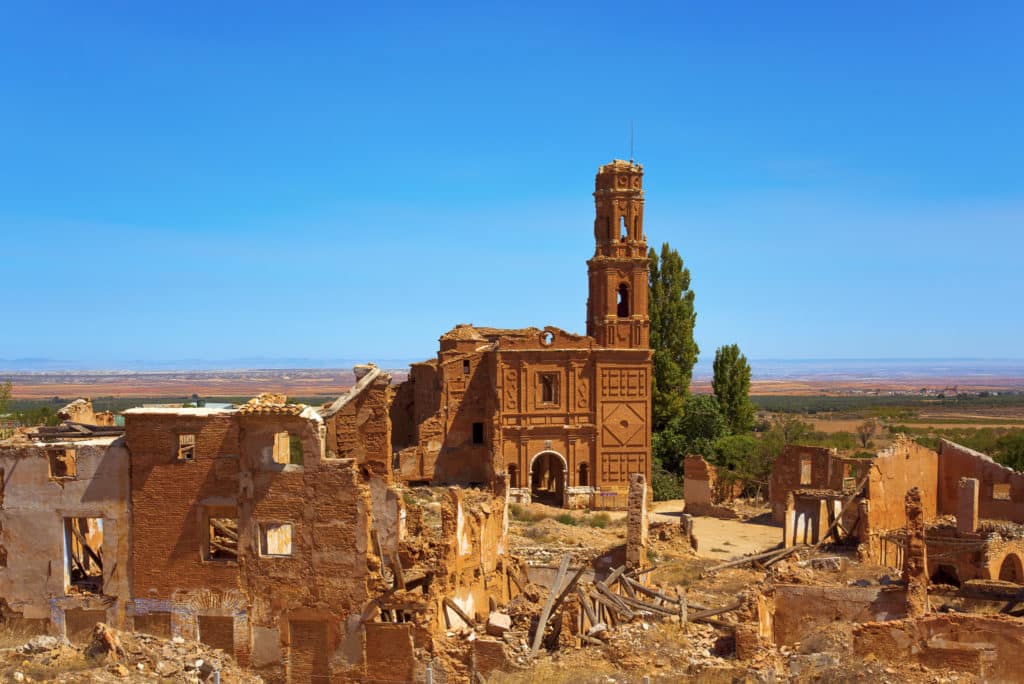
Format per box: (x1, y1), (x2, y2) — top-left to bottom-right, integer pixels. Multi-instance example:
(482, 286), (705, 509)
(390, 160), (653, 508)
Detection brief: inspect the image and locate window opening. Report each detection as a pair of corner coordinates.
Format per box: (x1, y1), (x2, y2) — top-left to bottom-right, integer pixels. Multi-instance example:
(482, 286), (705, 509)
(205, 509), (238, 562)
(178, 434), (196, 461)
(508, 464), (518, 488)
(579, 463), (589, 487)
(993, 483), (1011, 501)
(288, 435), (303, 465)
(619, 215), (628, 240)
(64, 517), (103, 594)
(272, 432), (304, 466)
(540, 374), (557, 403)
(462, 359), (470, 374)
(49, 448), (77, 479)
(260, 522), (294, 556)
(799, 458), (812, 486)
(617, 284), (630, 318)
(472, 422), (484, 445)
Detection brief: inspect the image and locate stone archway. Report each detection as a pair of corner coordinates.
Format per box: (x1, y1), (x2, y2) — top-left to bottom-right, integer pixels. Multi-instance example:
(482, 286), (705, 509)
(530, 451), (568, 507)
(999, 553), (1024, 584)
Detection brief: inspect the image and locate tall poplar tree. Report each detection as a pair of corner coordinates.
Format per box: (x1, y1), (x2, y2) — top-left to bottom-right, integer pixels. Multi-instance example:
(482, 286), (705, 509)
(712, 344), (755, 433)
(648, 243), (698, 432)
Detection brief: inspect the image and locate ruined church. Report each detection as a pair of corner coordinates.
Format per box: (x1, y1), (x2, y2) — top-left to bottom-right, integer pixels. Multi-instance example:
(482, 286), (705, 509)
(391, 160), (653, 508)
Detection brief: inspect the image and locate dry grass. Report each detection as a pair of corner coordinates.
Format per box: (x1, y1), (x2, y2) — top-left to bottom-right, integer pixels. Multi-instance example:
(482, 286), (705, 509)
(0, 621), (42, 650)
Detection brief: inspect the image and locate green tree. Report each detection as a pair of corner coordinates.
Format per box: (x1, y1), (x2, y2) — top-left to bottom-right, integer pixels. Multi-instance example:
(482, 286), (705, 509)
(710, 434), (767, 497)
(651, 395), (729, 473)
(679, 394), (730, 455)
(648, 243), (698, 431)
(712, 344), (755, 433)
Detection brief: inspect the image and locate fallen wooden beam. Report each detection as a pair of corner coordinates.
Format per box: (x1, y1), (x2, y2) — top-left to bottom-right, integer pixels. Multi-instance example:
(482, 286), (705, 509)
(612, 591), (680, 618)
(622, 576), (681, 605)
(531, 554), (571, 654)
(704, 546), (783, 574)
(690, 599), (742, 620)
(549, 564), (588, 617)
(576, 586), (598, 627)
(590, 588), (632, 622)
(592, 584), (635, 620)
(443, 597), (475, 628)
(812, 472), (871, 549)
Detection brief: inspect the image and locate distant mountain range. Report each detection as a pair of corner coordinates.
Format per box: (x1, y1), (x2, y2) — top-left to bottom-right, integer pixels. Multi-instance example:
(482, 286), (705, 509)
(2, 357), (1024, 380)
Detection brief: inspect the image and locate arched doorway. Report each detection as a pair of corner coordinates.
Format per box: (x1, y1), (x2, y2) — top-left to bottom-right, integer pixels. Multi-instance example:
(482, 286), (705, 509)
(530, 451), (567, 506)
(999, 554), (1023, 584)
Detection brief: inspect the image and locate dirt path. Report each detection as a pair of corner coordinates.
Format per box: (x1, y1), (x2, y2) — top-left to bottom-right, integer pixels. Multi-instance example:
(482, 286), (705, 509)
(650, 499), (782, 560)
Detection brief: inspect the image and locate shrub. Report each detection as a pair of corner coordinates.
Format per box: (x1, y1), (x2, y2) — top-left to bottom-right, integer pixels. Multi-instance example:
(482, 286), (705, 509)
(587, 512), (611, 528)
(554, 512), (579, 526)
(652, 463), (682, 501)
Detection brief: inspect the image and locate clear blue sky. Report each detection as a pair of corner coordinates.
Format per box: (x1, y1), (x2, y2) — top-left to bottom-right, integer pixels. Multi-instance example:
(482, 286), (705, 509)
(2, 2), (1021, 367)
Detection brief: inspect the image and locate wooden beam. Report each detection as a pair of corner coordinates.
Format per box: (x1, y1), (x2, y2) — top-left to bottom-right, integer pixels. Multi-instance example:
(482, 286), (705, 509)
(549, 564), (588, 617)
(443, 597), (475, 628)
(812, 472), (871, 549)
(576, 586), (598, 627)
(531, 554), (571, 654)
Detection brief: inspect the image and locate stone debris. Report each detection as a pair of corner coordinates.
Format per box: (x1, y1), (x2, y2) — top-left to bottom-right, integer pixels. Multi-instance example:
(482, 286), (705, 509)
(1, 623), (260, 683)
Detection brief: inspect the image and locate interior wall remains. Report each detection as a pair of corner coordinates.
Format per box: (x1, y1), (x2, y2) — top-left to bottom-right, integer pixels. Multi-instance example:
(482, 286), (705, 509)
(0, 437), (131, 636)
(938, 439), (1024, 523)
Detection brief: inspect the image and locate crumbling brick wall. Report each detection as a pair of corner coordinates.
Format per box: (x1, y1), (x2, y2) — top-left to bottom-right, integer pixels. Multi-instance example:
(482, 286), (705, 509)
(683, 455), (740, 517)
(0, 435), (131, 636)
(123, 409), (246, 657)
(322, 365), (393, 480)
(769, 446), (837, 522)
(853, 613), (1024, 680)
(57, 398), (98, 425)
(938, 439), (1024, 523)
(867, 437), (938, 531)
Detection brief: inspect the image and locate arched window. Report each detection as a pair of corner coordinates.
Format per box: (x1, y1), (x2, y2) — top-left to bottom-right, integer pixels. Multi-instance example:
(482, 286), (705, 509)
(617, 283), (630, 318)
(619, 215), (628, 241)
(508, 464), (518, 488)
(578, 463), (589, 487)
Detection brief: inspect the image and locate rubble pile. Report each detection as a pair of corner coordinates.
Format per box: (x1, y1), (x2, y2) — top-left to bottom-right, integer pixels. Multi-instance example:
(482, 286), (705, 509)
(0, 624), (261, 683)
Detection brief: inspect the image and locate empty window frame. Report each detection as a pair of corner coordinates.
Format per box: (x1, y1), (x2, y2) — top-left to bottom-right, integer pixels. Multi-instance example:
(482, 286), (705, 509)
(259, 522), (294, 557)
(508, 464), (519, 488)
(204, 508), (238, 562)
(539, 373), (558, 404)
(48, 448), (77, 479)
(993, 483), (1011, 501)
(462, 359), (471, 375)
(272, 432), (304, 466)
(177, 434), (196, 461)
(578, 463), (589, 487)
(617, 283), (630, 318)
(64, 517), (103, 594)
(472, 422), (484, 445)
(799, 458), (812, 486)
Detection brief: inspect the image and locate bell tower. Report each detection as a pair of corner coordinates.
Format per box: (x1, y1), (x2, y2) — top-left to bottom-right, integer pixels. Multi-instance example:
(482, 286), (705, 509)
(586, 159), (650, 348)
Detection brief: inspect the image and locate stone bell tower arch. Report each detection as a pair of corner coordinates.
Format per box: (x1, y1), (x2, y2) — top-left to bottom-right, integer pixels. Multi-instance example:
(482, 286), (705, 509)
(586, 160), (650, 349)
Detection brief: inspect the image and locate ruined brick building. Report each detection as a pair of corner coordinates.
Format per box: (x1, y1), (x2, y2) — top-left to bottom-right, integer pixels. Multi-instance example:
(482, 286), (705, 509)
(0, 380), (520, 682)
(392, 160), (653, 508)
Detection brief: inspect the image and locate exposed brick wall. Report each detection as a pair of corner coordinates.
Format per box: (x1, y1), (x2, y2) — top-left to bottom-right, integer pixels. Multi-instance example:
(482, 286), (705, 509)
(769, 446), (837, 522)
(125, 413), (241, 598)
(324, 374), (392, 480)
(867, 439), (938, 530)
(198, 614), (235, 653)
(938, 439), (1024, 523)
